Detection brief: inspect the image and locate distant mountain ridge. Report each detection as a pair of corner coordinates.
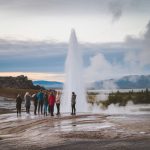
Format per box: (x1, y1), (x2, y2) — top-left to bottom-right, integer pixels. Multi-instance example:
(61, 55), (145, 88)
(90, 75), (150, 89)
(33, 75), (150, 89)
(33, 80), (63, 89)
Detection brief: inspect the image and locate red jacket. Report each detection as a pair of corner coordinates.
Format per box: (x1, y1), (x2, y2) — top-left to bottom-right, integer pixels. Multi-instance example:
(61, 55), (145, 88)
(48, 95), (55, 106)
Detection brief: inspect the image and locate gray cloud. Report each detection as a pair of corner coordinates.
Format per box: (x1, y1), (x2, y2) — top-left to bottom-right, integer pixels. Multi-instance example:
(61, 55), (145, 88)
(125, 20), (150, 67)
(0, 0), (106, 16)
(0, 39), (67, 72)
(0, 38), (126, 72)
(0, 19), (150, 75)
(0, 0), (149, 19)
(0, 38), (128, 58)
(0, 39), (67, 57)
(144, 21), (150, 40)
(109, 0), (123, 22)
(85, 19), (150, 81)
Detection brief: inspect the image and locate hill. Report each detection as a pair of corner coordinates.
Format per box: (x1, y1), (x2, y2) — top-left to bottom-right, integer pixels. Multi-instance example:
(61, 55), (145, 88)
(89, 75), (150, 89)
(33, 80), (63, 89)
(0, 75), (43, 90)
(32, 75), (150, 89)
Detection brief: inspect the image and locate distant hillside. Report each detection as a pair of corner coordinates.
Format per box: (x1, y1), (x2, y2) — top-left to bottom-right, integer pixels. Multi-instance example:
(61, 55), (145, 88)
(116, 75), (150, 89)
(0, 75), (44, 90)
(32, 75), (150, 90)
(33, 80), (63, 89)
(89, 75), (150, 89)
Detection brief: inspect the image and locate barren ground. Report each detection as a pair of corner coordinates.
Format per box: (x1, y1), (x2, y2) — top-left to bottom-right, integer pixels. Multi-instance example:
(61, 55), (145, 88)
(0, 97), (150, 150)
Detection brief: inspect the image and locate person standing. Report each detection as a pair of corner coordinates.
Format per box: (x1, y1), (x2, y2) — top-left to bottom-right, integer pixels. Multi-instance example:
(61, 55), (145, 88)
(56, 91), (61, 115)
(71, 92), (76, 115)
(24, 92), (31, 114)
(16, 94), (22, 116)
(43, 91), (48, 116)
(48, 91), (55, 116)
(32, 93), (38, 115)
(37, 90), (44, 114)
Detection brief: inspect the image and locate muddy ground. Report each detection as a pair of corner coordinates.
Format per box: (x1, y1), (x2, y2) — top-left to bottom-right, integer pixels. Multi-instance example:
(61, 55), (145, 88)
(0, 97), (150, 150)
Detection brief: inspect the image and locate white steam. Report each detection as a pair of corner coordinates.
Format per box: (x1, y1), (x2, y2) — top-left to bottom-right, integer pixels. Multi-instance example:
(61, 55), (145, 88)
(62, 29), (87, 113)
(90, 100), (150, 115)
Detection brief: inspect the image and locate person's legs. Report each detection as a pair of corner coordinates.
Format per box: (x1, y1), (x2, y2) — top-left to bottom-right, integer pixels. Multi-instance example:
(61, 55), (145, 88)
(28, 106), (30, 114)
(50, 105), (54, 116)
(44, 104), (45, 115)
(72, 104), (76, 115)
(56, 104), (60, 115)
(26, 107), (28, 113)
(71, 104), (73, 115)
(48, 105), (50, 114)
(73, 104), (75, 114)
(44, 104), (47, 116)
(41, 101), (43, 114)
(17, 108), (19, 116)
(50, 105), (52, 116)
(74, 104), (76, 115)
(38, 101), (41, 114)
(58, 104), (60, 114)
(56, 104), (58, 114)
(34, 103), (37, 115)
(45, 104), (48, 116)
(26, 106), (28, 113)
(52, 105), (54, 116)
(19, 106), (21, 115)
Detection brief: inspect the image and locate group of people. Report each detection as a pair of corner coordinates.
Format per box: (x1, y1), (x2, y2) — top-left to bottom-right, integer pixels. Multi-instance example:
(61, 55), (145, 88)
(32, 90), (61, 116)
(16, 90), (77, 117)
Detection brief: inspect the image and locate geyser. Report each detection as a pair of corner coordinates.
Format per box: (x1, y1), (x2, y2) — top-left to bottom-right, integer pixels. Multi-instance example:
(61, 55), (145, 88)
(62, 29), (87, 112)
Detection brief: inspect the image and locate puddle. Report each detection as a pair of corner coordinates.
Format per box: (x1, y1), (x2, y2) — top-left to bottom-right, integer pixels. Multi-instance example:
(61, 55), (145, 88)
(53, 122), (114, 132)
(0, 113), (40, 123)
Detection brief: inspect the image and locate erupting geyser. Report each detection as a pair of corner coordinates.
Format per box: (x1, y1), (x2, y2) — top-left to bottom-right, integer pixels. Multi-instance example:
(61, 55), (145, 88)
(62, 29), (87, 112)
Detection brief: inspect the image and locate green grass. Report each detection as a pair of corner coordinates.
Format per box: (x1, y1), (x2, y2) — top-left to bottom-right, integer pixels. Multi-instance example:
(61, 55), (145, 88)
(0, 88), (38, 99)
(87, 89), (150, 108)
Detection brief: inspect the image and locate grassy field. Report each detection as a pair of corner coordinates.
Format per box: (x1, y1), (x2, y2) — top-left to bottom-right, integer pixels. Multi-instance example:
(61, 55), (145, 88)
(0, 88), (38, 99)
(87, 89), (150, 107)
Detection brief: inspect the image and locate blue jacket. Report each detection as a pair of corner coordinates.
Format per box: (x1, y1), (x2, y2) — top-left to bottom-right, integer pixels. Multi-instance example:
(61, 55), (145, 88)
(37, 92), (44, 101)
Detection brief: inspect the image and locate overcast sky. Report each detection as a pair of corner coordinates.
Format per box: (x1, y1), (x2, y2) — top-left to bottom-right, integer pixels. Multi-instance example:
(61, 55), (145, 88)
(0, 0), (150, 81)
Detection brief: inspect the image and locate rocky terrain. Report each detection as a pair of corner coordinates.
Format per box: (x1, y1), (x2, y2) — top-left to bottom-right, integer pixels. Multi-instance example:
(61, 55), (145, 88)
(0, 75), (43, 90)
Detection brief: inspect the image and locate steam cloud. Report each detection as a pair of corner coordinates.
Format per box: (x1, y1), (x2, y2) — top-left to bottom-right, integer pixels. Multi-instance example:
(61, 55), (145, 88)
(125, 20), (150, 67)
(85, 20), (150, 85)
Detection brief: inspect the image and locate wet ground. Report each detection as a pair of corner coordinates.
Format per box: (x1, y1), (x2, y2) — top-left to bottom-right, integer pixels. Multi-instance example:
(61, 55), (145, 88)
(0, 97), (150, 150)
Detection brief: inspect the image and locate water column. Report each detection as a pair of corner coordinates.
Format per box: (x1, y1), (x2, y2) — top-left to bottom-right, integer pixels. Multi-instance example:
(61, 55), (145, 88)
(62, 29), (87, 113)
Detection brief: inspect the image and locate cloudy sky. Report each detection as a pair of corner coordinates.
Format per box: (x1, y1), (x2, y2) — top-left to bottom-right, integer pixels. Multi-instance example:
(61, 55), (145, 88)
(0, 0), (150, 82)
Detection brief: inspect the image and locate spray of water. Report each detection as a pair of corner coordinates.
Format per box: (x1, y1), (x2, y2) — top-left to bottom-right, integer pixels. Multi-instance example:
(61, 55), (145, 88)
(62, 29), (87, 113)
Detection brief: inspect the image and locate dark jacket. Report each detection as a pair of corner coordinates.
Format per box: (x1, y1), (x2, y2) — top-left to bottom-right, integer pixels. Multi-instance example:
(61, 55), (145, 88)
(71, 94), (76, 105)
(32, 94), (38, 105)
(16, 96), (22, 108)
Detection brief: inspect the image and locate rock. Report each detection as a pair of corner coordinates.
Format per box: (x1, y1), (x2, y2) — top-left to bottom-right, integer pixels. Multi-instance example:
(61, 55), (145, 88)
(0, 75), (44, 90)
